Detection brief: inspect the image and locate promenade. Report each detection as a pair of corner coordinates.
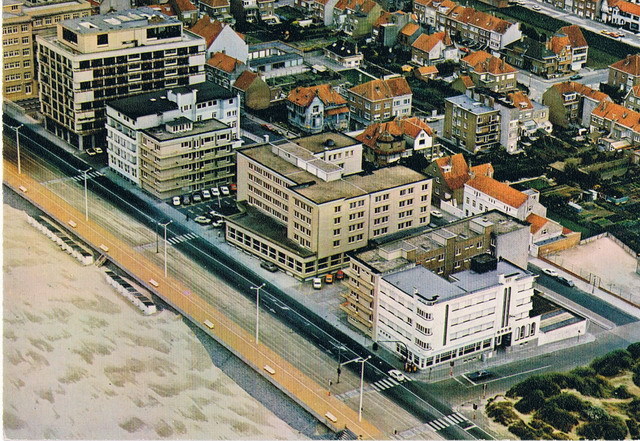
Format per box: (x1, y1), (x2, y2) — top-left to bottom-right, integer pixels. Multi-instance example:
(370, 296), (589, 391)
(3, 159), (383, 440)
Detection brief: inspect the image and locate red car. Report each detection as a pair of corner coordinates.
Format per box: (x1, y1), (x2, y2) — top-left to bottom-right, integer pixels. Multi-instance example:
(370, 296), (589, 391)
(335, 270), (345, 280)
(229, 183), (237, 191)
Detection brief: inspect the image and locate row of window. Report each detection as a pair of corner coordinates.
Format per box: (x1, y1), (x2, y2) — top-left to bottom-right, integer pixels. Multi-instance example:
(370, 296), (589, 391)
(3, 36), (29, 46)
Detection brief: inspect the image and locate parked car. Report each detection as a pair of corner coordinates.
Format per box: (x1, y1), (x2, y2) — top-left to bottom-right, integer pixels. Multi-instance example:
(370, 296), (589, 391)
(194, 215), (211, 225)
(192, 192), (203, 203)
(542, 268), (559, 277)
(181, 194), (191, 205)
(431, 210), (443, 218)
(388, 369), (408, 382)
(209, 210), (221, 218)
(325, 273), (334, 284)
(94, 146), (103, 154)
(172, 196), (181, 206)
(557, 276), (575, 287)
(211, 187), (221, 197)
(312, 277), (322, 289)
(220, 185), (230, 196)
(229, 183), (237, 192)
(212, 220), (225, 228)
(260, 261), (279, 272)
(202, 189), (212, 199)
(86, 148), (97, 156)
(532, 4), (541, 9)
(467, 370), (493, 381)
(335, 269), (345, 280)
(570, 74), (583, 80)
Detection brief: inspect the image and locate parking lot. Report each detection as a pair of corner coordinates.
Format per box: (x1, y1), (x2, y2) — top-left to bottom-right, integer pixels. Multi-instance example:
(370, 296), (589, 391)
(174, 190), (240, 223)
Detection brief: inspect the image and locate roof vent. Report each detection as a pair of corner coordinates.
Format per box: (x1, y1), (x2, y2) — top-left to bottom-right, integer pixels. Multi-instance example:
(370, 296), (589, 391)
(324, 138), (336, 147)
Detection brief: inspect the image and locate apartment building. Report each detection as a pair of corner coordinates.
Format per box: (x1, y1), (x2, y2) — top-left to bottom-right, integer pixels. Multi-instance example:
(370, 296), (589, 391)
(542, 81), (611, 129)
(460, 50), (518, 93)
(37, 7), (206, 150)
(463, 175), (547, 221)
(355, 116), (437, 166)
(601, 0), (640, 33)
(624, 85), (640, 112)
(590, 100), (640, 146)
(444, 94), (501, 153)
(410, 31), (457, 66)
(227, 133), (433, 278)
(572, 0), (598, 19)
(375, 256), (538, 369)
(286, 84), (350, 134)
(205, 52), (246, 89)
(412, 0), (456, 30)
(344, 210), (531, 339)
(608, 54), (640, 93)
(106, 82), (240, 190)
(332, 0), (383, 38)
(347, 76), (413, 126)
(198, 0), (232, 22)
(438, 6), (522, 54)
(425, 153), (493, 208)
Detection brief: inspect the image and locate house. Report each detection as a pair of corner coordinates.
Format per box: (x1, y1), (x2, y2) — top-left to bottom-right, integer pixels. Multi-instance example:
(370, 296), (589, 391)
(397, 22), (423, 50)
(608, 54), (640, 93)
(347, 76), (413, 126)
(205, 52), (246, 89)
(411, 32), (457, 66)
(463, 175), (547, 221)
(542, 81), (611, 129)
(572, 0), (598, 19)
(501, 36), (559, 78)
(356, 116), (437, 166)
(324, 39), (363, 68)
(460, 50), (518, 93)
(438, 6), (522, 54)
(247, 41), (307, 79)
(228, 133), (433, 279)
(451, 75), (475, 93)
(424, 153), (494, 208)
(444, 94), (501, 153)
(190, 16), (248, 62)
(198, 0), (232, 22)
(308, 0), (340, 25)
(414, 65), (440, 81)
(590, 100), (640, 147)
(233, 70), (271, 110)
(346, 211), (531, 337)
(624, 85), (640, 112)
(526, 213), (581, 256)
(170, 0), (198, 26)
(287, 84), (350, 134)
(601, 0), (640, 33)
(413, 0), (456, 30)
(372, 10), (414, 47)
(553, 25), (588, 72)
(333, 0), (383, 38)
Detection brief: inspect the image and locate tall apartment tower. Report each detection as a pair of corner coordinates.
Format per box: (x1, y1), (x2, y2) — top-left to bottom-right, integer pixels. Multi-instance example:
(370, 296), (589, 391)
(36, 7), (206, 150)
(3, 0), (34, 101)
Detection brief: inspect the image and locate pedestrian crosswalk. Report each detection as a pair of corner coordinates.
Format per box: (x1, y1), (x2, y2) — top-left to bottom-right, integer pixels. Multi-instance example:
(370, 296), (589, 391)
(167, 232), (199, 245)
(41, 170), (103, 185)
(393, 412), (470, 438)
(334, 375), (411, 400)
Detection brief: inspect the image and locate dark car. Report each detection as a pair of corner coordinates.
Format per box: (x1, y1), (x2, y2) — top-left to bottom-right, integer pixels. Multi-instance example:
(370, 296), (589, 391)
(181, 194), (191, 205)
(570, 74), (583, 80)
(467, 370), (493, 381)
(557, 276), (575, 287)
(260, 261), (278, 272)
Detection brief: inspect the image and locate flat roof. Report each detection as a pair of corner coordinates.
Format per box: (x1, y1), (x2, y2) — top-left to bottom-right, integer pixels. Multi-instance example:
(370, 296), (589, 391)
(446, 94), (497, 115)
(62, 7), (180, 34)
(142, 117), (228, 142)
(108, 82), (235, 119)
(293, 132), (360, 154)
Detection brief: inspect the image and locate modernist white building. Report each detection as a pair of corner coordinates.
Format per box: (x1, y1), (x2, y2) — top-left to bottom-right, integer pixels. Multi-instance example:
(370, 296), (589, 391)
(37, 7), (206, 150)
(376, 255), (539, 368)
(463, 176), (546, 221)
(106, 81), (240, 188)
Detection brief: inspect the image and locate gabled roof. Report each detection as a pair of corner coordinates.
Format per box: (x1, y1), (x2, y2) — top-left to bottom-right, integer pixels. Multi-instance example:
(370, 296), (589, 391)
(334, 0), (378, 13)
(191, 17), (223, 47)
(610, 0), (640, 16)
(508, 91), (533, 110)
(466, 175), (528, 208)
(592, 100), (640, 132)
(233, 70), (259, 91)
(463, 50), (516, 75)
(287, 84), (347, 107)
(526, 213), (548, 234)
(550, 81), (610, 102)
(459, 75), (474, 88)
(461, 50), (492, 67)
(549, 35), (571, 55)
(610, 54), (640, 77)
(148, 4), (176, 15)
(400, 22), (420, 36)
(627, 84), (640, 98)
(417, 65), (439, 76)
(200, 0), (229, 7)
(374, 10), (406, 27)
(349, 76), (412, 101)
(174, 0), (197, 12)
(325, 39), (360, 57)
(356, 117), (433, 148)
(470, 163), (494, 178)
(558, 25), (587, 48)
(451, 6), (514, 34)
(411, 32), (451, 52)
(207, 52), (243, 73)
(435, 153), (470, 190)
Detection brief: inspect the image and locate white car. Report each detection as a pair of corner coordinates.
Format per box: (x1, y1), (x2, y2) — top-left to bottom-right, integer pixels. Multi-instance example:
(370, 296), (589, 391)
(172, 196), (181, 206)
(430, 210), (443, 218)
(312, 277), (322, 289)
(211, 187), (221, 197)
(202, 189), (212, 199)
(542, 268), (559, 277)
(220, 186), (230, 196)
(194, 216), (212, 225)
(388, 369), (408, 382)
(532, 4), (541, 9)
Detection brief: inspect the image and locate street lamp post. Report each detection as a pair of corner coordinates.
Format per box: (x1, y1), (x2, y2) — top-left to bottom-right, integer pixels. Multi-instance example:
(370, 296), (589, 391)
(11, 124), (24, 174)
(340, 355), (371, 422)
(251, 283), (265, 345)
(82, 168), (91, 221)
(155, 221), (160, 253)
(160, 220), (172, 277)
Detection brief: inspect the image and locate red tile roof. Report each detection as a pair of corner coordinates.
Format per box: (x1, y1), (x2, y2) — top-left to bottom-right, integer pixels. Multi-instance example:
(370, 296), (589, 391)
(435, 153), (469, 190)
(412, 32), (450, 53)
(191, 17), (223, 47)
(466, 175), (528, 208)
(451, 6), (514, 34)
(349, 76), (412, 101)
(417, 65), (439, 76)
(148, 4), (176, 15)
(508, 91), (533, 110)
(287, 84), (347, 107)
(550, 81), (610, 102)
(356, 117), (433, 148)
(233, 70), (259, 91)
(526, 213), (548, 234)
(335, 0), (378, 13)
(463, 50), (516, 74)
(470, 163), (494, 178)
(400, 23), (420, 36)
(207, 52), (243, 73)
(200, 0), (229, 7)
(611, 0), (640, 16)
(610, 54), (640, 77)
(461, 50), (492, 66)
(592, 100), (640, 132)
(174, 0), (197, 12)
(558, 25), (587, 48)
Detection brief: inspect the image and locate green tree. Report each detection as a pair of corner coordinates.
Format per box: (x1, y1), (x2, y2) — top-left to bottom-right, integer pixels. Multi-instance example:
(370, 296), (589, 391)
(515, 389), (546, 414)
(590, 349), (633, 376)
(535, 404), (579, 433)
(627, 342), (640, 359)
(577, 416), (628, 440)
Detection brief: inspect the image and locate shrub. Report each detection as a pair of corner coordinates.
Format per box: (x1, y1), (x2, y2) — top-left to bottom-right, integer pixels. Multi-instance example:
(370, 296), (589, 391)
(627, 342), (640, 360)
(625, 398), (640, 420)
(535, 404), (579, 433)
(530, 419), (555, 434)
(634, 370), (640, 388)
(507, 375), (561, 398)
(591, 349), (633, 376)
(570, 366), (596, 377)
(487, 401), (520, 426)
(515, 389), (546, 414)
(508, 421), (537, 440)
(613, 385), (633, 399)
(548, 393), (585, 413)
(572, 375), (613, 398)
(577, 416), (628, 440)
(627, 419), (639, 439)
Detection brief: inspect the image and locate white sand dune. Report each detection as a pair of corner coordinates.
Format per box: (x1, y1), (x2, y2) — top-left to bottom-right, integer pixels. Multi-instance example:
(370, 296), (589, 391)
(3, 204), (305, 440)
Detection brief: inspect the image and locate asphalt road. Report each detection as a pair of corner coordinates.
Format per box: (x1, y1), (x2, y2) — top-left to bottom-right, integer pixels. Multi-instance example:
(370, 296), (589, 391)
(3, 114), (482, 440)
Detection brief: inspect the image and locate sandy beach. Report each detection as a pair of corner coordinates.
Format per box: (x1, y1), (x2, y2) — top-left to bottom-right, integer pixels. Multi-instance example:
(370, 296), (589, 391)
(3, 202), (304, 439)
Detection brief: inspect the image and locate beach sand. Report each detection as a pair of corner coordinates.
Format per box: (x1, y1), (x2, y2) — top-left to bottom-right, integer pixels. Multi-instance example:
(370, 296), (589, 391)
(3, 203), (304, 439)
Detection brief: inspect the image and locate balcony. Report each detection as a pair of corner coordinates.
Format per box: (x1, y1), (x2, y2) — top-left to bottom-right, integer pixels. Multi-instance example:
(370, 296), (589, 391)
(340, 302), (373, 328)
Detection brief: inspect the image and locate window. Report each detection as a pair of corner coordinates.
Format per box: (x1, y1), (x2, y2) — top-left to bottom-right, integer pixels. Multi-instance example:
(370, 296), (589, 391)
(333, 228), (341, 235)
(334, 217), (341, 224)
(333, 240), (340, 247)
